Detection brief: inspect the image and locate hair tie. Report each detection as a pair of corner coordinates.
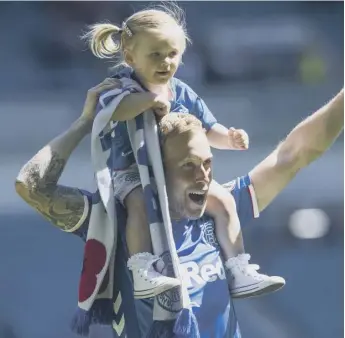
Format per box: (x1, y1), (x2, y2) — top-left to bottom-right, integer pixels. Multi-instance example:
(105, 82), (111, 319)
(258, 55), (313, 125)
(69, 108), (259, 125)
(121, 22), (133, 37)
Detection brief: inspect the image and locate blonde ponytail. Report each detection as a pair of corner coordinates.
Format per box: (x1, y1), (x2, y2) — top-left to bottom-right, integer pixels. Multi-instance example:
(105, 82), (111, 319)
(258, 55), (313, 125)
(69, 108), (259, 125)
(83, 3), (190, 63)
(83, 23), (122, 59)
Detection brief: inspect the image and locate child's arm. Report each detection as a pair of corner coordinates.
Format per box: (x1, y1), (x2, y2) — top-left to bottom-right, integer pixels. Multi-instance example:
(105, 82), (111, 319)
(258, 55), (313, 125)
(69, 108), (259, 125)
(207, 123), (249, 150)
(206, 180), (243, 259)
(112, 92), (170, 121)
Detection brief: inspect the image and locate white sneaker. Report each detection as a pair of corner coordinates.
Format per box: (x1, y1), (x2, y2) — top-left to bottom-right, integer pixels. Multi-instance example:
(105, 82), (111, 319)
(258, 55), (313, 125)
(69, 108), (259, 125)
(127, 252), (180, 299)
(225, 254), (285, 299)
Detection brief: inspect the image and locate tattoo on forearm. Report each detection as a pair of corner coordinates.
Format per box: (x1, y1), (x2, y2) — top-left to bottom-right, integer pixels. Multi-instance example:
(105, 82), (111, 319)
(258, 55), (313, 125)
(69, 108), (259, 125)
(16, 148), (85, 231)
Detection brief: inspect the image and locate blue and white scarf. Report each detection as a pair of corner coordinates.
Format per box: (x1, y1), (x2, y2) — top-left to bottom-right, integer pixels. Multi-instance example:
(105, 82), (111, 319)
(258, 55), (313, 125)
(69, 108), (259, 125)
(71, 77), (199, 338)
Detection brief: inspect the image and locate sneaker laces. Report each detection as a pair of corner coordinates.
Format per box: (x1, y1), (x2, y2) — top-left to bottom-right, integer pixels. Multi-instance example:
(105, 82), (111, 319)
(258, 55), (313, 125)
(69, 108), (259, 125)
(127, 252), (160, 270)
(234, 254), (264, 281)
(241, 264), (263, 280)
(127, 253), (163, 283)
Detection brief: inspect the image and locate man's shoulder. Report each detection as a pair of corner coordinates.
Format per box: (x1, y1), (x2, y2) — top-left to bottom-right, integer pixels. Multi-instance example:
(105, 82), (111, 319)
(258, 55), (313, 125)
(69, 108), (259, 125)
(222, 175), (252, 194)
(222, 179), (237, 193)
(223, 175), (260, 224)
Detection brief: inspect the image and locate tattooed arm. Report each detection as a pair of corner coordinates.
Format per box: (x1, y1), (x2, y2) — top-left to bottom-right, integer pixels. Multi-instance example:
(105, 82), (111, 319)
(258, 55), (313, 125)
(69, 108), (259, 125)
(15, 79), (118, 231)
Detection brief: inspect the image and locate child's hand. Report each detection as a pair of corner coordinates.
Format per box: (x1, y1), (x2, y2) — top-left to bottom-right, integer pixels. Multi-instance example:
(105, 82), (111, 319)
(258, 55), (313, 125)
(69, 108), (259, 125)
(228, 127), (249, 150)
(152, 95), (171, 117)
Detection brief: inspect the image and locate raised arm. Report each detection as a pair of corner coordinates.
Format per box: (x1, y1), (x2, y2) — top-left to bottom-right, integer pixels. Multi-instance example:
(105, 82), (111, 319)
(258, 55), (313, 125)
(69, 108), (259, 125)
(15, 79), (117, 231)
(249, 89), (344, 213)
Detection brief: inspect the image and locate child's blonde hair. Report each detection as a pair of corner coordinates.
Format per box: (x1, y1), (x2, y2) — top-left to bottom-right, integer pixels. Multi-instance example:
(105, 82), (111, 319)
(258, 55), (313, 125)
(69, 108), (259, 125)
(83, 3), (191, 65)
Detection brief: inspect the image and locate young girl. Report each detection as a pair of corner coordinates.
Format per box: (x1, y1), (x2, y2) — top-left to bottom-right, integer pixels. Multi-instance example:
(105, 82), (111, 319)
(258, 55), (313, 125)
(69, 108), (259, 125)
(84, 5), (285, 299)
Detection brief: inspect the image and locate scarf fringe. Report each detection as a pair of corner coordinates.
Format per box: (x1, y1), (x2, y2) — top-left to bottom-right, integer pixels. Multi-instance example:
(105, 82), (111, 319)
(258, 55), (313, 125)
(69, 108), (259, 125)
(71, 299), (113, 336)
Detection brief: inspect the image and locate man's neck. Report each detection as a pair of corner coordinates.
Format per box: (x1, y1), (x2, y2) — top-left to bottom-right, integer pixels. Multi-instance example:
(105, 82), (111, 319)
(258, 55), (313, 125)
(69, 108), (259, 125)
(169, 208), (184, 221)
(169, 208), (195, 223)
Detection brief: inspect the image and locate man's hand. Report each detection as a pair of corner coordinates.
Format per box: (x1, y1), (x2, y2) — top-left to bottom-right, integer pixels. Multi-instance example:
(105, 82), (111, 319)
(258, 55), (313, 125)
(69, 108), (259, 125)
(80, 78), (121, 125)
(228, 128), (249, 150)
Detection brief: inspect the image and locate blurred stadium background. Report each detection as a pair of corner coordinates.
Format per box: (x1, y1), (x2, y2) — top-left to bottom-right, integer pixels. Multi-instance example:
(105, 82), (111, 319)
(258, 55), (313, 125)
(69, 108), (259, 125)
(0, 2), (343, 338)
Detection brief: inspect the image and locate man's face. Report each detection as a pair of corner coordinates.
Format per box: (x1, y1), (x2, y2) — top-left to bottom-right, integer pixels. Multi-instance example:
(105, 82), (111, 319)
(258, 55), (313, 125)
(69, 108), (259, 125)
(163, 128), (213, 220)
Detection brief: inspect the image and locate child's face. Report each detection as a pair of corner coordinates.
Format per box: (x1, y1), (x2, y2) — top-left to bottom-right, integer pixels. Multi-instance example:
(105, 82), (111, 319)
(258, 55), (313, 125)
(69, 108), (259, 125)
(126, 26), (185, 86)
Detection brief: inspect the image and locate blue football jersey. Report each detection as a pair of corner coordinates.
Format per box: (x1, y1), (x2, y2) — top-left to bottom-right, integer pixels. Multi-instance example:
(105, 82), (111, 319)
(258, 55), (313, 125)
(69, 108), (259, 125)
(173, 175), (259, 338)
(74, 175), (259, 338)
(172, 215), (235, 338)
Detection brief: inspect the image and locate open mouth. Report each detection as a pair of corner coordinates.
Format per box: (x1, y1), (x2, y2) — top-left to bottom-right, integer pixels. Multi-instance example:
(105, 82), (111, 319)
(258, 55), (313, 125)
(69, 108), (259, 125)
(156, 71), (170, 76)
(188, 191), (207, 206)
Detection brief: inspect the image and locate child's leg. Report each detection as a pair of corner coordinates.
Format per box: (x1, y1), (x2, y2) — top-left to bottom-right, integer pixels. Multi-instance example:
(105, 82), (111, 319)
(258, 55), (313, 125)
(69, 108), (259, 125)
(207, 181), (285, 299)
(206, 181), (245, 261)
(124, 187), (152, 256)
(114, 168), (180, 299)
